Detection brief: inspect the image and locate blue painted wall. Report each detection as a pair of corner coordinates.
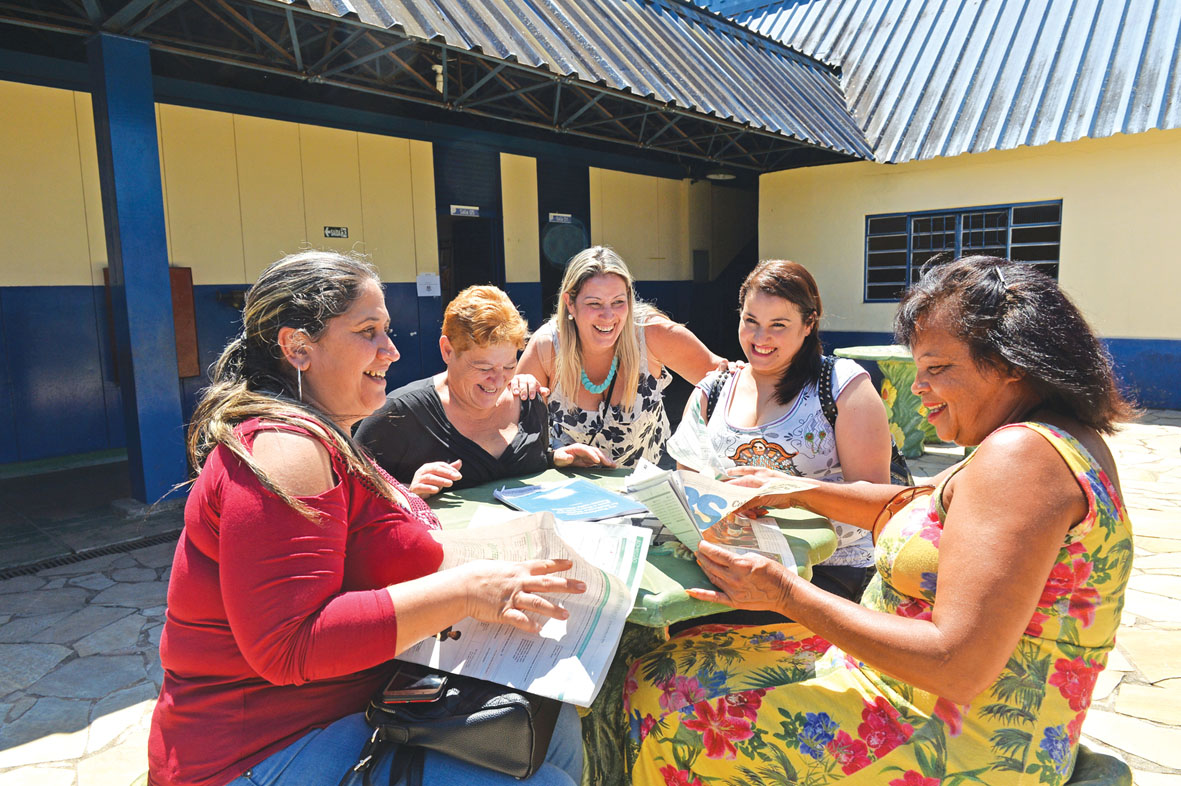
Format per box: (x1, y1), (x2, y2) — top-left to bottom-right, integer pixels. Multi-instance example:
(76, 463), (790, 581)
(0, 298), (13, 464)
(0, 286), (122, 462)
(0, 280), (441, 465)
(634, 281), (694, 325)
(822, 329), (1181, 410)
(2, 290), (1176, 467)
(1106, 338), (1181, 411)
(504, 282), (545, 331)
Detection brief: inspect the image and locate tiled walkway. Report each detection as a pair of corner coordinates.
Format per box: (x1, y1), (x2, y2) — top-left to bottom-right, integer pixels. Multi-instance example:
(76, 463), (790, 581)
(1, 411), (1179, 785)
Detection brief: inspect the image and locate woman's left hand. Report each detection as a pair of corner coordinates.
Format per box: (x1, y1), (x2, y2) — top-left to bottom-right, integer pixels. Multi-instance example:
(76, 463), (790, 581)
(715, 357), (746, 375)
(553, 444), (616, 469)
(509, 373), (549, 400)
(685, 540), (796, 612)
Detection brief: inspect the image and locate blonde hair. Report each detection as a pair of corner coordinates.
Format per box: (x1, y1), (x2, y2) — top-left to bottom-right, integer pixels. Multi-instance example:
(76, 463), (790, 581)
(552, 246), (664, 408)
(187, 250), (404, 518)
(443, 285), (529, 353)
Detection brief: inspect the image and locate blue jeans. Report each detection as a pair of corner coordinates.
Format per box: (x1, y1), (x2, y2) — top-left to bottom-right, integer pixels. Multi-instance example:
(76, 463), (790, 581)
(228, 703), (583, 786)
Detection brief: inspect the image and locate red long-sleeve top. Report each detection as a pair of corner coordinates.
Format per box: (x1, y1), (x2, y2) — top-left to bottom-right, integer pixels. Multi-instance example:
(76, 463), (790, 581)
(149, 418), (444, 786)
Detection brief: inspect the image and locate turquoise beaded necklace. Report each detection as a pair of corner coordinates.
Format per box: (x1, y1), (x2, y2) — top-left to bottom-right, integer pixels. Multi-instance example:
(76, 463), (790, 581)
(580, 354), (618, 395)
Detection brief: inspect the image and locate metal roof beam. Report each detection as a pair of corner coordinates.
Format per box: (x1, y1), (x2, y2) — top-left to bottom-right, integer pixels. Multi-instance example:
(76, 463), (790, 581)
(309, 26), (365, 72)
(286, 8), (302, 71)
(191, 0), (290, 64)
(567, 107), (658, 132)
(208, 0), (295, 64)
(102, 0), (158, 33)
(558, 91), (606, 128)
(126, 0), (192, 36)
(80, 0), (103, 24)
(453, 62), (508, 106)
(320, 38), (413, 79)
(463, 79), (553, 110)
(643, 115), (681, 146)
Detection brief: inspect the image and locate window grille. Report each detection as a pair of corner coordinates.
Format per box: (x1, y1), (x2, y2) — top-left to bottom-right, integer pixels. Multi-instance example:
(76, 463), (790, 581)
(864, 201), (1061, 302)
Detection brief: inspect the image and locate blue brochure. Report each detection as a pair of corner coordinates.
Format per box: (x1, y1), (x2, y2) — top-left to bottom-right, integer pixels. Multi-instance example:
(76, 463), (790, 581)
(494, 478), (647, 522)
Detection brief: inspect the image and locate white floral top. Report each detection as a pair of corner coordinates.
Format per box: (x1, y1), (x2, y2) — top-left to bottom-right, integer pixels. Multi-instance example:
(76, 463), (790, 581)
(547, 322), (672, 468)
(694, 358), (874, 567)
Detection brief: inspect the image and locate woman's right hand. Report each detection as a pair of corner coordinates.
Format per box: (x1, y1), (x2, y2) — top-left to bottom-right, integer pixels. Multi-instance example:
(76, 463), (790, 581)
(724, 465), (812, 511)
(686, 540), (795, 612)
(409, 459), (463, 498)
(461, 558), (587, 634)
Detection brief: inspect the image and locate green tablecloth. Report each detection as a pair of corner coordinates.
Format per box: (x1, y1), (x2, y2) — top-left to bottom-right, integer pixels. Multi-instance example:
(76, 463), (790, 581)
(428, 468), (836, 786)
(428, 467), (836, 627)
(833, 344), (939, 458)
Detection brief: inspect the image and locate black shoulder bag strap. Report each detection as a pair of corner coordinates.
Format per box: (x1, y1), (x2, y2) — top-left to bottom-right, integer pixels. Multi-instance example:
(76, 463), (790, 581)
(703, 370), (732, 423)
(818, 355), (914, 486)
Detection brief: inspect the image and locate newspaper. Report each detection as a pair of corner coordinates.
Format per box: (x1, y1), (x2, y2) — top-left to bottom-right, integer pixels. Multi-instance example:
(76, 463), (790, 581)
(624, 459), (809, 568)
(396, 511), (650, 707)
(665, 390), (734, 478)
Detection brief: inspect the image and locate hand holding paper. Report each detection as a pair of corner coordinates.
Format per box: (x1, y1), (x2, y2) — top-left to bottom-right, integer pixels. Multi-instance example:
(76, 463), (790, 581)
(624, 460), (809, 571)
(685, 540), (799, 613)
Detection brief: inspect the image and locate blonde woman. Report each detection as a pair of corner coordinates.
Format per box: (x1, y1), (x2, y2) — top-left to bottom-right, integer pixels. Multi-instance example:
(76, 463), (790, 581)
(356, 285), (611, 498)
(519, 246), (728, 467)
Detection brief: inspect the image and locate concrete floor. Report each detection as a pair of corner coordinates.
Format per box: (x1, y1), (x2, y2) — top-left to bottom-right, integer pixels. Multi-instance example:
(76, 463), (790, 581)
(1, 410), (1179, 785)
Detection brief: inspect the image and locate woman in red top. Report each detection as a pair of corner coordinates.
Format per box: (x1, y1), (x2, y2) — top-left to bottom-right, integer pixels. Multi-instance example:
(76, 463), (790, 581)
(149, 251), (585, 786)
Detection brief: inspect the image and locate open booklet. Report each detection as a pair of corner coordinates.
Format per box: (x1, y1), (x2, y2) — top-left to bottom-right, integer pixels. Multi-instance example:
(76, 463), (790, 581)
(395, 511), (650, 707)
(493, 477), (647, 521)
(624, 459), (810, 569)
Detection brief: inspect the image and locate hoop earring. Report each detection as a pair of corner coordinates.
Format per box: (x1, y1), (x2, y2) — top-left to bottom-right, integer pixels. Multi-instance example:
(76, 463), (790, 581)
(297, 367), (303, 402)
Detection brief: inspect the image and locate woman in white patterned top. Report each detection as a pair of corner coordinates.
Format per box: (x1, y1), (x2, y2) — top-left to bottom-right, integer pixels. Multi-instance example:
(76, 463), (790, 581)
(672, 259), (891, 621)
(519, 246), (728, 468)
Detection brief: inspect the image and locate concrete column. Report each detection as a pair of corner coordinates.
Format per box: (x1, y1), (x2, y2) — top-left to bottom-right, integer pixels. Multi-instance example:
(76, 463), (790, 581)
(87, 33), (186, 503)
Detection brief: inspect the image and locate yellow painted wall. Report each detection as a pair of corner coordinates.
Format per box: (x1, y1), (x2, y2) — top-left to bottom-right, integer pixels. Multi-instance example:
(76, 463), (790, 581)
(759, 128), (1181, 340)
(0, 79), (437, 288)
(500, 153), (539, 283)
(73, 94), (108, 282)
(0, 81), (95, 287)
(358, 131), (424, 282)
(589, 168), (692, 280)
(298, 123), (365, 261)
(159, 104), (245, 285)
(408, 140), (438, 277)
(234, 113), (305, 283)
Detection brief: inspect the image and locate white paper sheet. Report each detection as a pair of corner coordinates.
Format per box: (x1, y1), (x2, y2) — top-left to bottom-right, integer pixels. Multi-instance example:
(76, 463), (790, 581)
(395, 512), (650, 707)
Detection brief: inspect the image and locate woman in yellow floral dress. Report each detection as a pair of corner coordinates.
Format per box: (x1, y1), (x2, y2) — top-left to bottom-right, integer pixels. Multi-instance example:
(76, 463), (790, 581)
(626, 256), (1135, 786)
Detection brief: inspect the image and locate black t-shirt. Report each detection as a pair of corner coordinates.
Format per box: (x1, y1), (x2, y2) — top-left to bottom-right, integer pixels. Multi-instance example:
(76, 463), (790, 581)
(355, 376), (551, 490)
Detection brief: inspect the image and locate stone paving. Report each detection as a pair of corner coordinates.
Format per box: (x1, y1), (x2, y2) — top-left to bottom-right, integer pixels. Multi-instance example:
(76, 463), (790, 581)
(1, 410), (1179, 785)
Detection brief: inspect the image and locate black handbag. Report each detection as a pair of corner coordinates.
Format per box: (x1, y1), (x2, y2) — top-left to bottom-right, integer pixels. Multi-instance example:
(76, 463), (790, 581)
(344, 662), (561, 786)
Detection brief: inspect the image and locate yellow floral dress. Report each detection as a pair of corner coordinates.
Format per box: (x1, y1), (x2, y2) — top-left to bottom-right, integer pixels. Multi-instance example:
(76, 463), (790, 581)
(625, 423), (1132, 786)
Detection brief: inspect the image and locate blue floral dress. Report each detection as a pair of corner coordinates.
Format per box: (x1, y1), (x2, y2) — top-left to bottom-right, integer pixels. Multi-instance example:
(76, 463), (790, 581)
(625, 422), (1132, 785)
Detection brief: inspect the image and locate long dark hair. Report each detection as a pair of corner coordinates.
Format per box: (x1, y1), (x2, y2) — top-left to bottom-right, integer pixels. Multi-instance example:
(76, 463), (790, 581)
(188, 250), (403, 515)
(738, 259), (823, 406)
(895, 255), (1136, 433)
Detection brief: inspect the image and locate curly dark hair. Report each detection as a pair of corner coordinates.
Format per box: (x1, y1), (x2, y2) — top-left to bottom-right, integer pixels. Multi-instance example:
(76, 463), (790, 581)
(894, 255), (1135, 433)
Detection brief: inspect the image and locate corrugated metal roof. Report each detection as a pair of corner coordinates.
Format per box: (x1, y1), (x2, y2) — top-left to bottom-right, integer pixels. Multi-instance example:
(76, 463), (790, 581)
(728, 0), (1181, 163)
(285, 0), (874, 158)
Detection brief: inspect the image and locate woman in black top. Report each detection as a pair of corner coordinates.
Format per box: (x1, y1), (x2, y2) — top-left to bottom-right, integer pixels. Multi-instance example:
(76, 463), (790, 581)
(357, 286), (612, 497)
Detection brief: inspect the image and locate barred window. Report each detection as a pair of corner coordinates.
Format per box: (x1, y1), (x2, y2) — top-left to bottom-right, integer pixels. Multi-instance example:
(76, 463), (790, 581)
(864, 201), (1061, 301)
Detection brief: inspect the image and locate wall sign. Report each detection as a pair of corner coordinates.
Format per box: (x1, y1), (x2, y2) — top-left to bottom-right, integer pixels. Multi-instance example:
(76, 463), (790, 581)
(416, 272), (440, 297)
(324, 226), (349, 238)
(450, 205), (480, 217)
(548, 212), (573, 224)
